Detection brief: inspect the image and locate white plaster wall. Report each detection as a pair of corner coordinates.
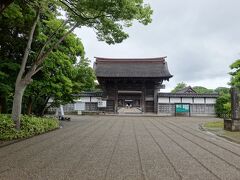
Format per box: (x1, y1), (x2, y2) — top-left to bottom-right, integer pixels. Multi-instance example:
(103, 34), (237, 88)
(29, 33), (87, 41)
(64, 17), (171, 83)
(74, 102), (85, 110)
(206, 98), (216, 104)
(182, 98), (193, 103)
(91, 97), (102, 102)
(158, 97), (169, 103)
(145, 97), (154, 101)
(170, 98), (181, 103)
(78, 97), (90, 102)
(194, 98), (204, 104)
(76, 97), (102, 103)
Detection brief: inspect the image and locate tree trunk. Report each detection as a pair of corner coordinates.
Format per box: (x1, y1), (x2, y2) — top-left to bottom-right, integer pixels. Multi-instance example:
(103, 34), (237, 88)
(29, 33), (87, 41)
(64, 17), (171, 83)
(11, 83), (26, 130)
(40, 97), (50, 116)
(26, 97), (33, 115)
(11, 8), (39, 129)
(10, 9), (77, 129)
(0, 96), (4, 113)
(0, 96), (8, 113)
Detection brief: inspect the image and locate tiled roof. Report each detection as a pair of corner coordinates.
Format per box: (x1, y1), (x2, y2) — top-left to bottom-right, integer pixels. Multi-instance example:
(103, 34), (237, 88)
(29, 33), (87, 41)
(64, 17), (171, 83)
(158, 93), (219, 98)
(94, 57), (173, 79)
(73, 91), (104, 97)
(176, 86), (197, 94)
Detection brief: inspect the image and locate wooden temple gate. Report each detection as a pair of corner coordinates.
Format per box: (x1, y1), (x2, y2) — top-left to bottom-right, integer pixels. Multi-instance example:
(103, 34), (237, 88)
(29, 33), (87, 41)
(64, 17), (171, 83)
(94, 57), (172, 114)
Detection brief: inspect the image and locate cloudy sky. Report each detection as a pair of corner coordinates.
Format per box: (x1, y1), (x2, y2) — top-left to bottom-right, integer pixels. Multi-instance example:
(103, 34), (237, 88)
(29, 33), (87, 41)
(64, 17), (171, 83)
(74, 0), (240, 92)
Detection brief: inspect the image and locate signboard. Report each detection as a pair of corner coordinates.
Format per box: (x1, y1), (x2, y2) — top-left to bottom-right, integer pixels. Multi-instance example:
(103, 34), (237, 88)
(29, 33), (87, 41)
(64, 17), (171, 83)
(98, 100), (106, 107)
(175, 104), (190, 113)
(74, 102), (85, 111)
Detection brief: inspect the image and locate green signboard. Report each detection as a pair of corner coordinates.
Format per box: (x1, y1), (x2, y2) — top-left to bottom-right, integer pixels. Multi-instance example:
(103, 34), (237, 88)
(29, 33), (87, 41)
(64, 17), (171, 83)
(176, 104), (190, 113)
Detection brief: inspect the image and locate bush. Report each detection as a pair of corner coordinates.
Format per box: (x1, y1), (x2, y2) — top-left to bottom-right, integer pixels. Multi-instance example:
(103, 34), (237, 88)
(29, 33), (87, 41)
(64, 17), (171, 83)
(0, 114), (59, 141)
(215, 93), (231, 118)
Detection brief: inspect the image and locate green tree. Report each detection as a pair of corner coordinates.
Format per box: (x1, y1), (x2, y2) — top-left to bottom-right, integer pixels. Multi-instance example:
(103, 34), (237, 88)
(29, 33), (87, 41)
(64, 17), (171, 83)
(214, 87), (229, 95)
(3, 0), (153, 129)
(192, 86), (214, 94)
(215, 93), (231, 118)
(1, 4), (95, 116)
(72, 58), (96, 94)
(171, 82), (187, 93)
(0, 2), (37, 113)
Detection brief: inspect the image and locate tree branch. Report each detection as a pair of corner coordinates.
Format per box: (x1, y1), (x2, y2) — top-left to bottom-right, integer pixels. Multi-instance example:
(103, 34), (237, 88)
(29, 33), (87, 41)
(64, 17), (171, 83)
(16, 7), (40, 84)
(23, 22), (79, 82)
(59, 0), (106, 21)
(35, 19), (69, 62)
(36, 22), (79, 66)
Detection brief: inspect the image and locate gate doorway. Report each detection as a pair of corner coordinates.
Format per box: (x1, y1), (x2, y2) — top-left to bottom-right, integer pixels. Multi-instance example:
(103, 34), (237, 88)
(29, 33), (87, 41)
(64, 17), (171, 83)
(117, 91), (142, 113)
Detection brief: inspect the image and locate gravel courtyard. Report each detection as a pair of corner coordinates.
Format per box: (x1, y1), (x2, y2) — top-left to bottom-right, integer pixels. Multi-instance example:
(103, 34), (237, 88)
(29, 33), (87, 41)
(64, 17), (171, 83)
(1, 115), (240, 180)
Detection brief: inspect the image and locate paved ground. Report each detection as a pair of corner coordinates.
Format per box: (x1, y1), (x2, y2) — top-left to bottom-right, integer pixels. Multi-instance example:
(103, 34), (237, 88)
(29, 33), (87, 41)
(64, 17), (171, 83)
(1, 116), (240, 180)
(118, 107), (142, 114)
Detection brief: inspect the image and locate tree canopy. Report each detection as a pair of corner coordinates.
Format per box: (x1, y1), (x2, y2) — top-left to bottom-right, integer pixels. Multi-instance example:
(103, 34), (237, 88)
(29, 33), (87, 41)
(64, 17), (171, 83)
(61, 0), (152, 44)
(192, 86), (214, 94)
(171, 82), (187, 93)
(230, 59), (240, 88)
(0, 1), (94, 116)
(171, 82), (216, 94)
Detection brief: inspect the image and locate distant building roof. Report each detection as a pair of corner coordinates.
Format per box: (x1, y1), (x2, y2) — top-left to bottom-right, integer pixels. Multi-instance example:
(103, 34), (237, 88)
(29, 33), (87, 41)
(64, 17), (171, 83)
(159, 86), (218, 98)
(73, 91), (104, 97)
(176, 86), (197, 94)
(158, 93), (219, 98)
(94, 57), (173, 79)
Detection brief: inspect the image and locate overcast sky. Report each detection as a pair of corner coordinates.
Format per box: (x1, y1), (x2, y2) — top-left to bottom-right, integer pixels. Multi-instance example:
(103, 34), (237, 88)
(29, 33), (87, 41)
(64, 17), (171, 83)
(74, 0), (240, 92)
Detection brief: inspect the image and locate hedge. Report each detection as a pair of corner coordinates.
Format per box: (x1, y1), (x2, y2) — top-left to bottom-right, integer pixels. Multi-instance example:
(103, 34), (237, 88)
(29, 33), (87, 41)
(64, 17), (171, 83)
(0, 114), (59, 141)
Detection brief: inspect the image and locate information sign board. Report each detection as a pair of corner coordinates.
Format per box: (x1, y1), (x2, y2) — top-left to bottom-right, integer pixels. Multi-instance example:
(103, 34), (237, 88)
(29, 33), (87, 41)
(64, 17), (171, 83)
(98, 100), (106, 107)
(175, 104), (190, 113)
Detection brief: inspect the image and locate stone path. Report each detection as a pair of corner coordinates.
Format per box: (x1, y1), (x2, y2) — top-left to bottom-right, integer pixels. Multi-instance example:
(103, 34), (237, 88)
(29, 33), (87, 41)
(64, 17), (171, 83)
(118, 107), (142, 114)
(1, 116), (240, 180)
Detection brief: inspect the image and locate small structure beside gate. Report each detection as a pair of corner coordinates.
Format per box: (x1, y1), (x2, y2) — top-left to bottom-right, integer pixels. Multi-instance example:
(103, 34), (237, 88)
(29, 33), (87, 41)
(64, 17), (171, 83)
(158, 86), (218, 116)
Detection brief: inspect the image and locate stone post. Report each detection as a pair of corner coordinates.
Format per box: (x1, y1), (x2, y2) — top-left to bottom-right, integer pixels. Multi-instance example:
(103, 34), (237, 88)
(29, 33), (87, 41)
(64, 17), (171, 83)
(224, 87), (240, 131)
(231, 87), (239, 120)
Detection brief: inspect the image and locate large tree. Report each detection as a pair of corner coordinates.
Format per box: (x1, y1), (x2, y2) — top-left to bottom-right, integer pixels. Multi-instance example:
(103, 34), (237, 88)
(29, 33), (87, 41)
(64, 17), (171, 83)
(0, 1), (36, 114)
(4, 0), (152, 129)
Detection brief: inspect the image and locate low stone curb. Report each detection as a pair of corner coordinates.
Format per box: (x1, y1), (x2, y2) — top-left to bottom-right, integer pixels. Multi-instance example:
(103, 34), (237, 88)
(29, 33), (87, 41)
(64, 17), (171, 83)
(199, 124), (240, 145)
(0, 127), (60, 148)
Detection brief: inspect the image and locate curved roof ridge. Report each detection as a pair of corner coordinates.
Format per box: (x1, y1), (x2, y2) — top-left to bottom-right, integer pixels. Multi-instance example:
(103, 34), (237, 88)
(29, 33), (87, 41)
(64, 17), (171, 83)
(94, 57), (172, 78)
(95, 57), (167, 62)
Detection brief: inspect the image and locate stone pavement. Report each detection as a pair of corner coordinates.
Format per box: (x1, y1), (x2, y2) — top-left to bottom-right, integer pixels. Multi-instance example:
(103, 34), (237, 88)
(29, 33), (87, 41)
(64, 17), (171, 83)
(118, 107), (142, 114)
(1, 116), (240, 180)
